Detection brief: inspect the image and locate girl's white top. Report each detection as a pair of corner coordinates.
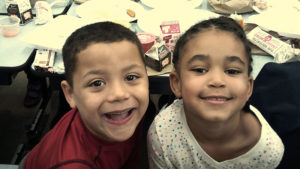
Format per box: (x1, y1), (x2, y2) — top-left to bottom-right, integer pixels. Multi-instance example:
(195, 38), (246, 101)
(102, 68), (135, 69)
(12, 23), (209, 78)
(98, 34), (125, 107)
(147, 99), (284, 169)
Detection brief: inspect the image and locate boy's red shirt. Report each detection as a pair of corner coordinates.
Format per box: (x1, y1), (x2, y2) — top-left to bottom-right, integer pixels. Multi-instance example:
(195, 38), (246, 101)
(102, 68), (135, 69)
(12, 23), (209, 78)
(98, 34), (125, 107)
(23, 108), (143, 169)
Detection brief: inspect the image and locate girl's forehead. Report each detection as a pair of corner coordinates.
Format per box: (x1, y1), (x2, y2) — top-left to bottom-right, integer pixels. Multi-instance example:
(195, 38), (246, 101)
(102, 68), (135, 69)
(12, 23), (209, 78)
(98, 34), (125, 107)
(181, 30), (247, 60)
(190, 29), (245, 49)
(192, 29), (235, 39)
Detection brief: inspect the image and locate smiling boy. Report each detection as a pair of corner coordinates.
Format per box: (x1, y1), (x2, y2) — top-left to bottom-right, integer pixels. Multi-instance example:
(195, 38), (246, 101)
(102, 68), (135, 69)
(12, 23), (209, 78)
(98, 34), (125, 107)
(22, 22), (149, 169)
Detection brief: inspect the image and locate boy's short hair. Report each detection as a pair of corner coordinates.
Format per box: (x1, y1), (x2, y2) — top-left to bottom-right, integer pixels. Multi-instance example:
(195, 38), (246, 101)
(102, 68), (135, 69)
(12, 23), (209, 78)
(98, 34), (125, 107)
(62, 22), (145, 87)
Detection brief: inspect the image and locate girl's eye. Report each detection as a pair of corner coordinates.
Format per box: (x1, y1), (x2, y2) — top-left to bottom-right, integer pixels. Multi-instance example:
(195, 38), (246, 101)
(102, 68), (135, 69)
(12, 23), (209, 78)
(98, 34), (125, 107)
(191, 68), (208, 74)
(89, 80), (105, 87)
(126, 74), (139, 81)
(225, 69), (241, 75)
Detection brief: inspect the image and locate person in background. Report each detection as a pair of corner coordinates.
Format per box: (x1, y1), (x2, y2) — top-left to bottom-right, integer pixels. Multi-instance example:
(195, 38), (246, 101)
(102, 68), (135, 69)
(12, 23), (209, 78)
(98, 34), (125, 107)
(23, 71), (46, 108)
(147, 16), (284, 169)
(21, 21), (149, 169)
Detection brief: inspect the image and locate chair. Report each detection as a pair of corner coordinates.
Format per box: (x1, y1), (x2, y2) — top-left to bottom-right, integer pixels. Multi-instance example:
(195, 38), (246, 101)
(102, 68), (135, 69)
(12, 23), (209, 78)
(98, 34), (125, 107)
(249, 61), (300, 169)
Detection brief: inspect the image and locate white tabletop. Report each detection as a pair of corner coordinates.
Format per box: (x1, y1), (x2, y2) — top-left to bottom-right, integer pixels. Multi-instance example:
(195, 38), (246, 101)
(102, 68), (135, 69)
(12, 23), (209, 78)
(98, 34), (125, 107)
(0, 0), (72, 69)
(0, 164), (18, 169)
(0, 0), (72, 15)
(63, 0), (273, 79)
(0, 16), (34, 68)
(10, 0), (272, 79)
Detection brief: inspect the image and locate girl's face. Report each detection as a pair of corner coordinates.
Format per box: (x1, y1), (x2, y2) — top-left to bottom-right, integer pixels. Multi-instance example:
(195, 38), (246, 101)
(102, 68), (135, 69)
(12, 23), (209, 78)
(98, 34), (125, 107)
(61, 41), (149, 142)
(170, 29), (253, 123)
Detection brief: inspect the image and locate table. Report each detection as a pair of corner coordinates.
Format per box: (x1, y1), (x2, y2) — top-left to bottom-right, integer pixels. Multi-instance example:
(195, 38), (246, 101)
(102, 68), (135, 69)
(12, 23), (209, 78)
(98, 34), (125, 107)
(0, 0), (72, 164)
(0, 0), (72, 16)
(0, 17), (35, 85)
(0, 0), (72, 85)
(61, 0), (273, 88)
(0, 164), (18, 169)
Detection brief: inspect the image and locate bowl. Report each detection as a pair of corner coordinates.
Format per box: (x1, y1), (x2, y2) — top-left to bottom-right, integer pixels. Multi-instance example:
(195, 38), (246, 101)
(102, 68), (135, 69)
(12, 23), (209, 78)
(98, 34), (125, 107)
(137, 33), (156, 53)
(0, 16), (20, 37)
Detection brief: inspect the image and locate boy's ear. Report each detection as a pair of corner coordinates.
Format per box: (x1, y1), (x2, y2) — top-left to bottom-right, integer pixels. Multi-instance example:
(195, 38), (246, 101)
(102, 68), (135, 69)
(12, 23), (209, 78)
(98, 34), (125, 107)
(169, 71), (182, 98)
(61, 80), (76, 109)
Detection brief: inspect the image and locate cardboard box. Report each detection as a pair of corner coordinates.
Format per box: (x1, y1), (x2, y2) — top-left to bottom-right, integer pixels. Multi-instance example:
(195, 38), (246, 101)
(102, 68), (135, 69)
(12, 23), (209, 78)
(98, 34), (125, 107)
(6, 0), (33, 25)
(160, 20), (181, 51)
(145, 43), (171, 72)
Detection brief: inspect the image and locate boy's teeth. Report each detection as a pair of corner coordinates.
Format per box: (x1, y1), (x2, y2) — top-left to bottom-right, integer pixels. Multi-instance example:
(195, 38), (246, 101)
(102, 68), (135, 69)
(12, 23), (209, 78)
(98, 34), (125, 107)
(106, 111), (129, 120)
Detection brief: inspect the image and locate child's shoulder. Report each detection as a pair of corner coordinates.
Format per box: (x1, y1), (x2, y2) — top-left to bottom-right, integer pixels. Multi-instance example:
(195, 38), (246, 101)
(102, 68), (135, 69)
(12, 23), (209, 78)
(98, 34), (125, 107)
(151, 99), (186, 131)
(155, 99), (183, 121)
(246, 105), (284, 156)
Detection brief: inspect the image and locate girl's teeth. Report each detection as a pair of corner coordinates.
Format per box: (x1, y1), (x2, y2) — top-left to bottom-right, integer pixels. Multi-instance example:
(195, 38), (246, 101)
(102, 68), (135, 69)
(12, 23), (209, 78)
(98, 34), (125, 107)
(206, 98), (227, 101)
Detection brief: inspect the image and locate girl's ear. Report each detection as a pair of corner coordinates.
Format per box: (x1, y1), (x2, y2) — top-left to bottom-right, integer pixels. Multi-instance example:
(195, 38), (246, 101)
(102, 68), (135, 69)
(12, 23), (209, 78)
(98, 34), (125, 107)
(169, 71), (182, 98)
(247, 76), (254, 100)
(61, 80), (76, 109)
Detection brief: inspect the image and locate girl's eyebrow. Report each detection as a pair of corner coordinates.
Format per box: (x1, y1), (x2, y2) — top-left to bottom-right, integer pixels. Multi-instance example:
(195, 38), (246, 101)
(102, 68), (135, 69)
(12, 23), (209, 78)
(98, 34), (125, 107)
(225, 56), (246, 66)
(187, 54), (209, 64)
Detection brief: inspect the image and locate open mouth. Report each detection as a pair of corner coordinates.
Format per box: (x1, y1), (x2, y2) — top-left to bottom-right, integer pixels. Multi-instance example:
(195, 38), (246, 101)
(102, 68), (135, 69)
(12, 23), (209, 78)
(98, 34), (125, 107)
(103, 108), (135, 125)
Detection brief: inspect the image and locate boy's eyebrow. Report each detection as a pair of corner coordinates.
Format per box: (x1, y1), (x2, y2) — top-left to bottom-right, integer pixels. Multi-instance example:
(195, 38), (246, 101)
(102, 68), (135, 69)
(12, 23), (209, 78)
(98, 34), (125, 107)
(83, 64), (144, 78)
(187, 54), (209, 64)
(225, 56), (246, 66)
(83, 70), (105, 78)
(122, 63), (144, 72)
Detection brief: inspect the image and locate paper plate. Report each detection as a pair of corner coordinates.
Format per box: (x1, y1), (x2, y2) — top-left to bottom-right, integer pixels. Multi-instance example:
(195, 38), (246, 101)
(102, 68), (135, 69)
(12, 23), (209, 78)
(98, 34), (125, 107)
(76, 0), (143, 22)
(140, 0), (203, 9)
(137, 8), (219, 36)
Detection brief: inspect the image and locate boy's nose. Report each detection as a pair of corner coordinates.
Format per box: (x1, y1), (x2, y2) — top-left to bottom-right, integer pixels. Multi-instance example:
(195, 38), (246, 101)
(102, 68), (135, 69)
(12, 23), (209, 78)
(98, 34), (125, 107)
(107, 82), (130, 102)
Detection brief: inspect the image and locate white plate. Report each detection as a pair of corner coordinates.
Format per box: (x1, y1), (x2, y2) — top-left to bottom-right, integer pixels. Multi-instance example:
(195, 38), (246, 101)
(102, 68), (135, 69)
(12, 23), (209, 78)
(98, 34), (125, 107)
(76, 0), (144, 22)
(137, 8), (219, 36)
(140, 0), (203, 9)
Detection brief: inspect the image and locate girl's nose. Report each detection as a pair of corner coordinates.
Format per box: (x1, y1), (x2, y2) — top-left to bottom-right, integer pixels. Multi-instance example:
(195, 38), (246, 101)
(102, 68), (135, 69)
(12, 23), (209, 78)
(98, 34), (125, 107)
(208, 70), (226, 88)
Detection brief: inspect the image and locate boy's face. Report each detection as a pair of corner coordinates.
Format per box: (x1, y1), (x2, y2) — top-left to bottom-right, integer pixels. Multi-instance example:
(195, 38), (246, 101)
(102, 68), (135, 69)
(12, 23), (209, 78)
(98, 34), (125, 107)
(62, 41), (149, 142)
(170, 30), (253, 123)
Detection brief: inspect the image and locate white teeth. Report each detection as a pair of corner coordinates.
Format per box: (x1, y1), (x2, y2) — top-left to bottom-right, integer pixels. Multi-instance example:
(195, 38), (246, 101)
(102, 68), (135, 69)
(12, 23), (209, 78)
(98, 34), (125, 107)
(106, 111), (129, 120)
(105, 109), (133, 121)
(205, 98), (227, 101)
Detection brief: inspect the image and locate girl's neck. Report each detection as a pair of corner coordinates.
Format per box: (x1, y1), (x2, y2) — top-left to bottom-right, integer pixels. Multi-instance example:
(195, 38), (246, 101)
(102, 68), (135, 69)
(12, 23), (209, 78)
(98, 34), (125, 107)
(184, 109), (261, 162)
(185, 110), (242, 145)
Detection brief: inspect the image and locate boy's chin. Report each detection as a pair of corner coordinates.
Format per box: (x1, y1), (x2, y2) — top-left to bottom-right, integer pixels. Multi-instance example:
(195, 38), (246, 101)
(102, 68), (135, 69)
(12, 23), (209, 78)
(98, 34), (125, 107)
(109, 129), (136, 142)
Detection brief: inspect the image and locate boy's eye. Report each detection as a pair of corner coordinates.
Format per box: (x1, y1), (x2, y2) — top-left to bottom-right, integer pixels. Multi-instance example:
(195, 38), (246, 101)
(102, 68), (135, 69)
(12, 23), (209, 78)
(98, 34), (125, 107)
(125, 74), (139, 81)
(89, 80), (105, 87)
(191, 68), (208, 74)
(225, 69), (242, 75)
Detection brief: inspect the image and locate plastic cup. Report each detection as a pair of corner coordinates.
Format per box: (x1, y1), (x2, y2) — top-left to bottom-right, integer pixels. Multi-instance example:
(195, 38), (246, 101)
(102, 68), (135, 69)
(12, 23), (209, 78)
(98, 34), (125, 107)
(0, 16), (20, 37)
